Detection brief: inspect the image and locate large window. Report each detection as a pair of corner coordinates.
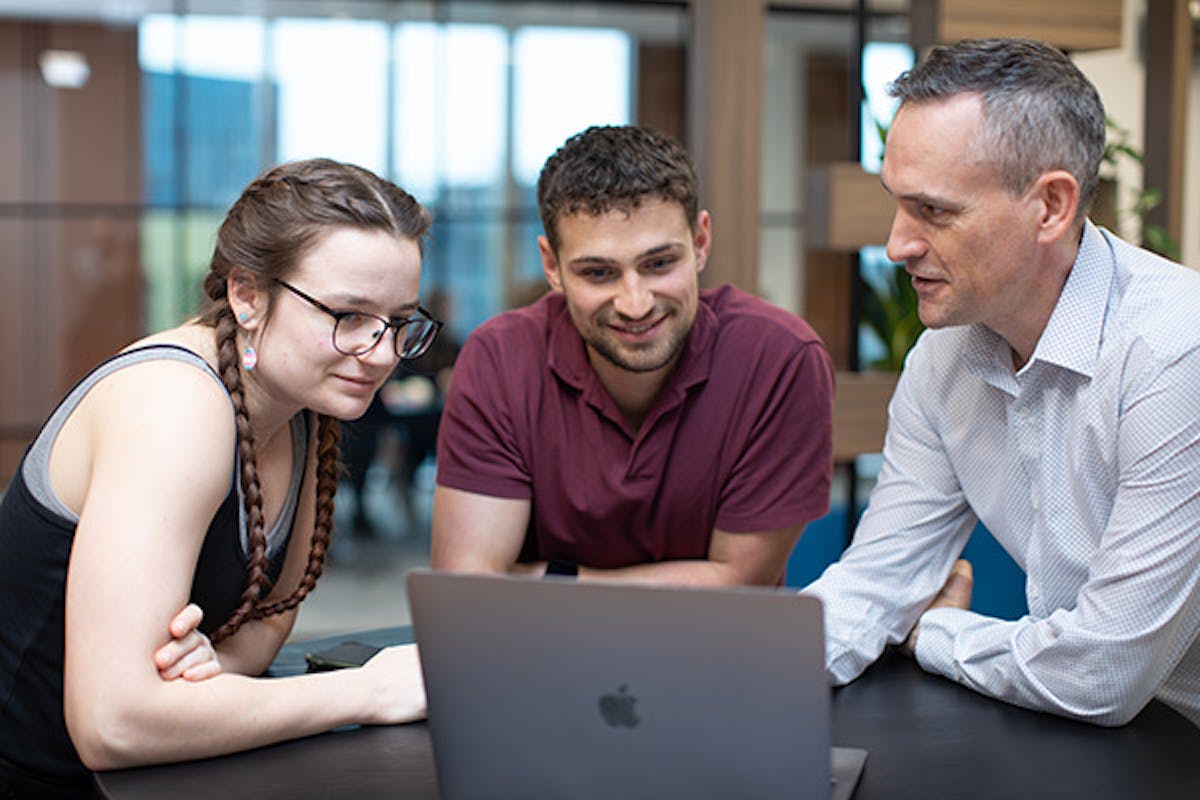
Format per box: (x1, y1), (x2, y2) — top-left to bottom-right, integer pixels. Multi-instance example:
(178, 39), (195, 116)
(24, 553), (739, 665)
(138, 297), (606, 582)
(138, 3), (643, 338)
(857, 41), (915, 370)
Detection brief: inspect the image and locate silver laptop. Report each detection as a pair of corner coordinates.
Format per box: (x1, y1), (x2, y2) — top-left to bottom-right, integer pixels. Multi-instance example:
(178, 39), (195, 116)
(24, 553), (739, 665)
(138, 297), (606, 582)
(408, 571), (866, 800)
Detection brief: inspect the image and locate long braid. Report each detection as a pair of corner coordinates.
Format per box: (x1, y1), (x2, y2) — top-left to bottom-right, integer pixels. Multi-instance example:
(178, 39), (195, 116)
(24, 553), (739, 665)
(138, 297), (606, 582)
(252, 414), (340, 618)
(196, 157), (432, 642)
(210, 308), (273, 644)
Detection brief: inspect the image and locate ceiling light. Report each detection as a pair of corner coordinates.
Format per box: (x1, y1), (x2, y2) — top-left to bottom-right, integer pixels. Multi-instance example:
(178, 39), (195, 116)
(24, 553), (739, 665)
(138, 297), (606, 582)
(39, 50), (91, 89)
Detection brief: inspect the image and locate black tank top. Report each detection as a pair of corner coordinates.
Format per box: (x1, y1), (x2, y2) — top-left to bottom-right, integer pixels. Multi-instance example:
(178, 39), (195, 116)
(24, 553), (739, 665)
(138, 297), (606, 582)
(0, 345), (308, 788)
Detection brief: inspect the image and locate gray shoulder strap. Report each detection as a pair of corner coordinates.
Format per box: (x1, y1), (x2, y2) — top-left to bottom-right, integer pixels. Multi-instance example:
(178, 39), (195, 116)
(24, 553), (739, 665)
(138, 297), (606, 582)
(23, 345), (230, 523)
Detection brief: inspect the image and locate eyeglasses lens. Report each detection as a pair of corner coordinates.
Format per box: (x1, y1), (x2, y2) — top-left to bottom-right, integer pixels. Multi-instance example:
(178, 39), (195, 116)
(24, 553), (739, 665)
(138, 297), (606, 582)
(398, 320), (437, 359)
(333, 314), (387, 356)
(332, 314), (437, 359)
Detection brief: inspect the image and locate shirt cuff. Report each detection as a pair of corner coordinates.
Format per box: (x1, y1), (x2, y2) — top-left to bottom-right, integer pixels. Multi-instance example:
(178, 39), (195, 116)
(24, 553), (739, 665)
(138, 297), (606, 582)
(913, 606), (978, 684)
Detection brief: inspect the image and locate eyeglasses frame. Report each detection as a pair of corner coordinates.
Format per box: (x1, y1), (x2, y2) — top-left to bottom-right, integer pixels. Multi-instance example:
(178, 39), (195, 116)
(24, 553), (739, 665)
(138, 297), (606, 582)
(272, 278), (443, 360)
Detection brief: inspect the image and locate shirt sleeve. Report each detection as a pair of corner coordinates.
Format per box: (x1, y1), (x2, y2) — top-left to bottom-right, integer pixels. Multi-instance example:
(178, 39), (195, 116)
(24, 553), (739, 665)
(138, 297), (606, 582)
(713, 339), (835, 533)
(914, 343), (1200, 726)
(808, 333), (1200, 726)
(435, 330), (533, 499)
(803, 339), (978, 684)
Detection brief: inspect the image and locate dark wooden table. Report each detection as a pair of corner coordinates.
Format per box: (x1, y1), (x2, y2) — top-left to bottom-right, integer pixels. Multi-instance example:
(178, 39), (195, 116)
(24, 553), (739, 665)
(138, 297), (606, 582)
(97, 626), (1200, 799)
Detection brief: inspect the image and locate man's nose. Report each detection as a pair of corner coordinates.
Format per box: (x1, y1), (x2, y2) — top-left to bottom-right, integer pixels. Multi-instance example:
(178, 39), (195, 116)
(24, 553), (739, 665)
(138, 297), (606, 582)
(612, 274), (654, 319)
(885, 208), (926, 265)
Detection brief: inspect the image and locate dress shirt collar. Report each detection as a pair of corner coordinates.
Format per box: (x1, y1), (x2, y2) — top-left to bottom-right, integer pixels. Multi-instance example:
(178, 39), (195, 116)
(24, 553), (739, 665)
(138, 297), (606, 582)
(965, 221), (1114, 388)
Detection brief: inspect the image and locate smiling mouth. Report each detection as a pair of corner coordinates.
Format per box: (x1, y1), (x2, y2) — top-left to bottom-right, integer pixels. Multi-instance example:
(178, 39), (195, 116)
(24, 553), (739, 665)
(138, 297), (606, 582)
(618, 318), (659, 334)
(609, 314), (667, 340)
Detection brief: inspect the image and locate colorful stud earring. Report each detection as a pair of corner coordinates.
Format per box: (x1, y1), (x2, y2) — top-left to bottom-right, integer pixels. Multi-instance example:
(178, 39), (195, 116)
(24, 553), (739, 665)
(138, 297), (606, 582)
(238, 312), (249, 323)
(242, 345), (258, 371)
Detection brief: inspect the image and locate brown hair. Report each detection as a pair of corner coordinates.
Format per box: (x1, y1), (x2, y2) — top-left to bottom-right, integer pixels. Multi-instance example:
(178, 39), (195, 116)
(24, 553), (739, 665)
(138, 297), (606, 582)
(198, 158), (431, 642)
(536, 125), (699, 253)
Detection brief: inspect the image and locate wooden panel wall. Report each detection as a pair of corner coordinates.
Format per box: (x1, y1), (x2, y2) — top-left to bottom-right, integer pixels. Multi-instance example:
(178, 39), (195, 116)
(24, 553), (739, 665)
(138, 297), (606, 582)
(802, 54), (855, 370)
(637, 43), (686, 147)
(687, 0), (764, 292)
(832, 371), (898, 461)
(1143, 0), (1193, 248)
(806, 162), (893, 251)
(911, 0), (1124, 52)
(0, 20), (142, 487)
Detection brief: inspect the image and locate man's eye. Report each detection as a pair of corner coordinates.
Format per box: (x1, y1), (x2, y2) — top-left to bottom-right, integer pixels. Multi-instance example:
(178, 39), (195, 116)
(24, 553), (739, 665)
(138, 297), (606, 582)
(645, 257), (674, 271)
(581, 268), (613, 281)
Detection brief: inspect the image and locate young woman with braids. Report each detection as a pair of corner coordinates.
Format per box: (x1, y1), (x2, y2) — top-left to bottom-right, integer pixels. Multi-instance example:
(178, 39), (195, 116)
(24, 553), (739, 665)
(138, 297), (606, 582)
(0, 158), (440, 796)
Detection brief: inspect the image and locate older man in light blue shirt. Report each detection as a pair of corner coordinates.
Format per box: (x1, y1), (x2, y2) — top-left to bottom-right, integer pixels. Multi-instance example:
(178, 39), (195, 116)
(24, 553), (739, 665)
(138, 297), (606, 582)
(804, 38), (1200, 727)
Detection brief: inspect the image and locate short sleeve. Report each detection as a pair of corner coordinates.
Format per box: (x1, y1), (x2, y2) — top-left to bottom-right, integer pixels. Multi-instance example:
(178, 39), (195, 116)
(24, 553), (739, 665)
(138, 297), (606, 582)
(714, 340), (834, 532)
(435, 330), (533, 499)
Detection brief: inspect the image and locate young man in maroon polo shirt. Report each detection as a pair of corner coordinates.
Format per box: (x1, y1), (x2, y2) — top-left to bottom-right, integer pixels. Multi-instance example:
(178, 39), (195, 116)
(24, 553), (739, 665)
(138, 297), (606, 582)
(431, 125), (833, 586)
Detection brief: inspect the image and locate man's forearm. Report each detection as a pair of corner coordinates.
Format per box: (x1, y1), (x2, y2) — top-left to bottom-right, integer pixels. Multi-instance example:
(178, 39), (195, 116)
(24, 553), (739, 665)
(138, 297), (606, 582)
(545, 558), (779, 587)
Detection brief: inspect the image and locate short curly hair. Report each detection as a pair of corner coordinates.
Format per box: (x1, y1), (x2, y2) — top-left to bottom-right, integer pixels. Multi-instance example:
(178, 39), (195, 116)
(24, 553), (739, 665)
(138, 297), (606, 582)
(536, 125), (699, 252)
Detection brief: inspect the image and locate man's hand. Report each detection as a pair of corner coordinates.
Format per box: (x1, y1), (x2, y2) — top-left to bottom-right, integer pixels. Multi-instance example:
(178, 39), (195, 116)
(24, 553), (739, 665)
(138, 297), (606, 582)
(904, 559), (973, 655)
(153, 603), (222, 681)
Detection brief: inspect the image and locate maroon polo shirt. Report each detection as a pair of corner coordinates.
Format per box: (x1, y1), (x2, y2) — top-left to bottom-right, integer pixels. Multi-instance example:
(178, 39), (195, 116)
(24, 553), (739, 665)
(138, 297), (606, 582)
(435, 284), (834, 569)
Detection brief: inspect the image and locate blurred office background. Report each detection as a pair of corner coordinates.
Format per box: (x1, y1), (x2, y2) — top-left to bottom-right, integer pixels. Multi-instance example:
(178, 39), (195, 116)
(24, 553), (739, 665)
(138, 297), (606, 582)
(0, 0), (1197, 639)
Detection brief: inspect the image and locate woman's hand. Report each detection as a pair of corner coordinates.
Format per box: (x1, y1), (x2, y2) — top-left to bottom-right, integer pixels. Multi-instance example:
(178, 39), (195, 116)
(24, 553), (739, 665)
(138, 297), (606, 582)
(153, 603), (222, 681)
(358, 643), (427, 724)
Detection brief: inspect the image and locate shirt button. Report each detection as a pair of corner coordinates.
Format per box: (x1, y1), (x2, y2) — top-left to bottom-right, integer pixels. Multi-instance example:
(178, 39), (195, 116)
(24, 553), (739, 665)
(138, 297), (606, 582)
(1030, 584), (1041, 599)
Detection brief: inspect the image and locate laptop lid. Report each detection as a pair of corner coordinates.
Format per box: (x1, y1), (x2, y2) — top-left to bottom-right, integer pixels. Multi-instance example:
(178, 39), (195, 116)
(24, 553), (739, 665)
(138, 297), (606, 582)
(409, 571), (857, 800)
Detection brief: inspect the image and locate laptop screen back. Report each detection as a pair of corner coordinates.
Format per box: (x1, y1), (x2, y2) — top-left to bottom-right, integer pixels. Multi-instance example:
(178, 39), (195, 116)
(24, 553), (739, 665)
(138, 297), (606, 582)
(408, 571), (833, 800)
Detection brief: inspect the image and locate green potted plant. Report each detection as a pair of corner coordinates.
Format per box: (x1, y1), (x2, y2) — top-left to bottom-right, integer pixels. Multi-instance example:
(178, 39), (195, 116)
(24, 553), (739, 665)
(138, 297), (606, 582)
(859, 260), (922, 372)
(1098, 117), (1181, 260)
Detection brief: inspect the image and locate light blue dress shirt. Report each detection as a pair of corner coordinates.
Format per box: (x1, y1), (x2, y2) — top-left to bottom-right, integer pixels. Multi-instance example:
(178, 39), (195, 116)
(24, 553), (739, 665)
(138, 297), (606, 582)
(805, 223), (1200, 727)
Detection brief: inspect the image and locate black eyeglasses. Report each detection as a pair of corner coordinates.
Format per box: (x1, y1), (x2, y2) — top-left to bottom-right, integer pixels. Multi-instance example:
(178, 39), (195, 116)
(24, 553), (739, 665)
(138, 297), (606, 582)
(274, 279), (442, 360)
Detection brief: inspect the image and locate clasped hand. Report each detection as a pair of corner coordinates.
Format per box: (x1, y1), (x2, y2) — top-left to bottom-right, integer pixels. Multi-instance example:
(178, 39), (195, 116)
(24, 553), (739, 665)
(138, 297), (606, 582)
(903, 559), (973, 655)
(153, 603), (221, 681)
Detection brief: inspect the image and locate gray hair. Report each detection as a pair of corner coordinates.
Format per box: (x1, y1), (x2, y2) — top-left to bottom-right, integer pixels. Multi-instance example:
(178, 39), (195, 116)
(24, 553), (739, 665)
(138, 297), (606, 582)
(888, 38), (1106, 221)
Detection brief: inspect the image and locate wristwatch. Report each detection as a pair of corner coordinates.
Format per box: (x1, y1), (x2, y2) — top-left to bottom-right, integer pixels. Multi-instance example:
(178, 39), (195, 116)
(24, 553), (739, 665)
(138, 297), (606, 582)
(545, 559), (579, 578)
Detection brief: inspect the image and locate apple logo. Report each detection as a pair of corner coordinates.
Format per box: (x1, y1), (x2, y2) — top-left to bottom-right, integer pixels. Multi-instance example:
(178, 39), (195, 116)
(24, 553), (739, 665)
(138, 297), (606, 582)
(598, 684), (640, 728)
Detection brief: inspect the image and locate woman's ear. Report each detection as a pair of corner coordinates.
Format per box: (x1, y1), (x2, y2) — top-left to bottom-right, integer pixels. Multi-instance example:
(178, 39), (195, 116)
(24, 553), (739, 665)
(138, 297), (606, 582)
(227, 270), (266, 329)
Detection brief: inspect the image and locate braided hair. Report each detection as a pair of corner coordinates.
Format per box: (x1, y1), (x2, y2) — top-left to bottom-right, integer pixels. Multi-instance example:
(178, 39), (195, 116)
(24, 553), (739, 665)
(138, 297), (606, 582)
(196, 158), (431, 643)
